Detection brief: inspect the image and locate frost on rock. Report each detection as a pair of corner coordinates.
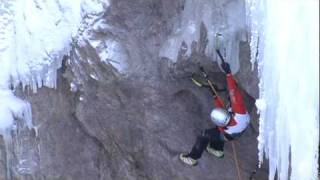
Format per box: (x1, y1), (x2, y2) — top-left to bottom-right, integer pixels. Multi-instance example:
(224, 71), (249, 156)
(70, 0), (115, 90)
(88, 39), (128, 74)
(159, 0), (247, 73)
(70, 3), (127, 89)
(246, 0), (319, 179)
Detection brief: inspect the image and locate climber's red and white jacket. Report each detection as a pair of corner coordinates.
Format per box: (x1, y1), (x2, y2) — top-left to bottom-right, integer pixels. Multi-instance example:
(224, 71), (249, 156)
(213, 74), (250, 136)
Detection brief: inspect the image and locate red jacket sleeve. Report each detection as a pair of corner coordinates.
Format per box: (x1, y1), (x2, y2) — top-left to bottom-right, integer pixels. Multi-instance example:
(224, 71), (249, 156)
(213, 96), (224, 108)
(226, 74), (247, 114)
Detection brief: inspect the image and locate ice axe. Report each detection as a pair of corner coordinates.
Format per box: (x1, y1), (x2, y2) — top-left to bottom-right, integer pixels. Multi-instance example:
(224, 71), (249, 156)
(215, 33), (226, 64)
(216, 49), (226, 63)
(199, 67), (222, 100)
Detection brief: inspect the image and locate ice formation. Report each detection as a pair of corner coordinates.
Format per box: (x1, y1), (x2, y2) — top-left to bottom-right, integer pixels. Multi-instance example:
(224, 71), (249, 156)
(159, 0), (247, 73)
(0, 0), (81, 128)
(0, 0), (107, 177)
(246, 0), (319, 179)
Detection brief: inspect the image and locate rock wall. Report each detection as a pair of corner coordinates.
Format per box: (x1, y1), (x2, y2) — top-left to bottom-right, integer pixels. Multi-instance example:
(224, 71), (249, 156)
(0, 0), (266, 179)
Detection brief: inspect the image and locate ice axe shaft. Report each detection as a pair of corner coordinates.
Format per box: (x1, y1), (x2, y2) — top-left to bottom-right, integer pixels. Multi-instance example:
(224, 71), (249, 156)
(199, 67), (220, 99)
(215, 33), (226, 64)
(207, 79), (219, 97)
(191, 78), (203, 87)
(216, 49), (226, 64)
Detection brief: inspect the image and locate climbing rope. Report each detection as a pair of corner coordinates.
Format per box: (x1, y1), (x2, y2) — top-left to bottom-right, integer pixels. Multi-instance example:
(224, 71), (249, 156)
(231, 141), (242, 180)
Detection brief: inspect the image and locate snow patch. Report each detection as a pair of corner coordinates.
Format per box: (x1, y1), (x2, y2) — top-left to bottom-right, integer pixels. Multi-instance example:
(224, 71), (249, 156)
(90, 73), (99, 81)
(90, 38), (128, 73)
(102, 40), (128, 73)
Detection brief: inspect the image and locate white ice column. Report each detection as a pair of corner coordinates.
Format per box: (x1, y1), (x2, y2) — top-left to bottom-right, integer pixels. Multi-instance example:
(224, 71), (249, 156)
(247, 0), (319, 179)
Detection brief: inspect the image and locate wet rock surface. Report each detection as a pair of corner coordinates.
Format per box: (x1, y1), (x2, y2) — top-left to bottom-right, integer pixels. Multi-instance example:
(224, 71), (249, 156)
(0, 0), (267, 179)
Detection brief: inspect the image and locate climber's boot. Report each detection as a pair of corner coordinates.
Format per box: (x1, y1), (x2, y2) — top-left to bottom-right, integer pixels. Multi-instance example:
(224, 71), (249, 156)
(206, 145), (224, 158)
(179, 153), (197, 166)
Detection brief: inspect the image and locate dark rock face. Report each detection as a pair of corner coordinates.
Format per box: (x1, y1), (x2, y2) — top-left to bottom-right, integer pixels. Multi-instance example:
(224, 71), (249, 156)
(236, 41), (260, 99)
(0, 0), (267, 179)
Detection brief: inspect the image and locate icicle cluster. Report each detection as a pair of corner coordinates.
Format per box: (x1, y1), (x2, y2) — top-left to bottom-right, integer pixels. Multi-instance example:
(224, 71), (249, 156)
(0, 0), (107, 176)
(0, 0), (108, 135)
(246, 0), (319, 179)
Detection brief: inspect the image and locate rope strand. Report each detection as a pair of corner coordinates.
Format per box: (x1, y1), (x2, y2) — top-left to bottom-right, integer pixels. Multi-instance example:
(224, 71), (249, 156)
(231, 142), (242, 180)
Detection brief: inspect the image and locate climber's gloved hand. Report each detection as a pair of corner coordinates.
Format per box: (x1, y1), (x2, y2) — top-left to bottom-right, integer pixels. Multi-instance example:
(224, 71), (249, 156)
(221, 62), (231, 74)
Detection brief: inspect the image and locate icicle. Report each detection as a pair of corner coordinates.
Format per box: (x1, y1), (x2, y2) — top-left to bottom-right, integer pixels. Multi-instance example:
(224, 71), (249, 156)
(0, 89), (37, 177)
(245, 0), (265, 70)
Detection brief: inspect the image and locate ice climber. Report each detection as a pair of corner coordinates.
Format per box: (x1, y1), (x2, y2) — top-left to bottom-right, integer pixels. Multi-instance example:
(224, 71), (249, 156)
(179, 62), (250, 166)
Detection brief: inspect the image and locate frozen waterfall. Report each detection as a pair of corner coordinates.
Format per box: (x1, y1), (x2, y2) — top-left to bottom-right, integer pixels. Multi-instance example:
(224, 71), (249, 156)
(0, 0), (106, 177)
(247, 0), (319, 179)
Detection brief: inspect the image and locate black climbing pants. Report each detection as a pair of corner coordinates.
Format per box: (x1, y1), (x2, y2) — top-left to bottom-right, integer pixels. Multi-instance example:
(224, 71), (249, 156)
(188, 127), (225, 159)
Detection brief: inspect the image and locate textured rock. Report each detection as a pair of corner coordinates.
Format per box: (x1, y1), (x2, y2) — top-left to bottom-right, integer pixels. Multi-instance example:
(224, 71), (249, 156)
(0, 0), (267, 179)
(236, 41), (260, 99)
